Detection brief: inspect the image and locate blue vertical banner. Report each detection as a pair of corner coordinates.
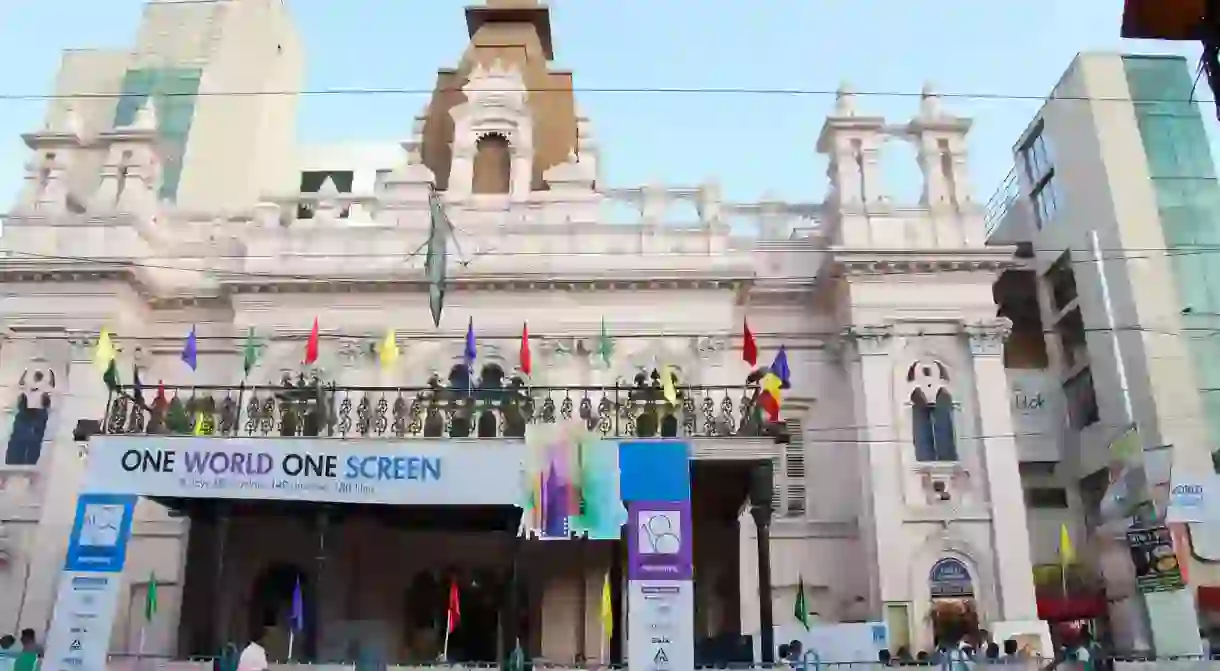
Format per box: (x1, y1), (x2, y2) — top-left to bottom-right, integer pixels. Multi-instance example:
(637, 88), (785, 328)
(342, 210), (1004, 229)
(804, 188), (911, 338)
(43, 494), (137, 671)
(620, 440), (695, 671)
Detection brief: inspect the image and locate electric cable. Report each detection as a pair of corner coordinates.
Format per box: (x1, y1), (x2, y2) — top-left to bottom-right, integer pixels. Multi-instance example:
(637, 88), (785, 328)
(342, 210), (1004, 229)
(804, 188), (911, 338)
(0, 85), (1213, 105)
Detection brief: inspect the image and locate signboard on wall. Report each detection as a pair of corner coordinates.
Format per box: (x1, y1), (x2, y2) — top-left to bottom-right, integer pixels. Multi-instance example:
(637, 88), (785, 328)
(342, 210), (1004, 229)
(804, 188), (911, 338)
(84, 436), (525, 505)
(928, 558), (974, 598)
(1126, 526), (1185, 593)
(42, 494), (137, 671)
(1007, 370), (1061, 442)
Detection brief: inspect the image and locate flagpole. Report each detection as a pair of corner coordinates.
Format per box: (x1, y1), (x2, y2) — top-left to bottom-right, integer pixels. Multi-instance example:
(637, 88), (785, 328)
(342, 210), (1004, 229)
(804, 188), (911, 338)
(233, 380), (246, 437)
(287, 630), (295, 662)
(441, 622), (451, 662)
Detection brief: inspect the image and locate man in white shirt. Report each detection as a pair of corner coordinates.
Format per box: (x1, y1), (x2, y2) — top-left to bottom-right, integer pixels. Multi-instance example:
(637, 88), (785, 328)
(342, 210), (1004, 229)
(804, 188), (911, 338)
(0, 635), (18, 671)
(236, 635), (268, 671)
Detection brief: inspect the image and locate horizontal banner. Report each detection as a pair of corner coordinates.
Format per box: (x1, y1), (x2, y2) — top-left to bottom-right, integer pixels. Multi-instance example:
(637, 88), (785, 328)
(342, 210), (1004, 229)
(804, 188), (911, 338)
(85, 436), (526, 506)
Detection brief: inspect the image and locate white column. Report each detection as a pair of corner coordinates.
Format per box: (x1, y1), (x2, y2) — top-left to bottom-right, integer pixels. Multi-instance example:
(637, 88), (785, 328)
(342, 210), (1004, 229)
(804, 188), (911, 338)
(846, 325), (906, 609)
(510, 149), (531, 201)
(20, 340), (103, 632)
(448, 145), (474, 199)
(966, 322), (1039, 621)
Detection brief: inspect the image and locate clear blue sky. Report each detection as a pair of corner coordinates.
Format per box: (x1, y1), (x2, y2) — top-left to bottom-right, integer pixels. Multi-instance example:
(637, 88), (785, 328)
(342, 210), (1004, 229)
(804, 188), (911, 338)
(0, 0), (1211, 214)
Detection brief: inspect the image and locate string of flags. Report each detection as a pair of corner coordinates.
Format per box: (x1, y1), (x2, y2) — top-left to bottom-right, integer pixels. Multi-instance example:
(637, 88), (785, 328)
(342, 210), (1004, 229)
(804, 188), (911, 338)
(92, 318), (791, 417)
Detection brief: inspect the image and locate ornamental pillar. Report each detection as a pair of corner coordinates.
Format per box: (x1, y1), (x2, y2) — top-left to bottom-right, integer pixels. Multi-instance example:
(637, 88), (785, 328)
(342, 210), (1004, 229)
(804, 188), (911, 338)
(965, 320), (1038, 621)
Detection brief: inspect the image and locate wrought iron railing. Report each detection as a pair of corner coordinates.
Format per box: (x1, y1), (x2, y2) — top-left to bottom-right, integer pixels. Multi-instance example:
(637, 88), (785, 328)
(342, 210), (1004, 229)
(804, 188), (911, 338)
(102, 372), (781, 440)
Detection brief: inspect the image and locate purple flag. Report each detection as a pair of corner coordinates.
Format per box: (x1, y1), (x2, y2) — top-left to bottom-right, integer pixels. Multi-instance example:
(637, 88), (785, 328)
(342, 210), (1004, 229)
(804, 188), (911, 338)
(290, 578), (304, 633)
(543, 463), (568, 538)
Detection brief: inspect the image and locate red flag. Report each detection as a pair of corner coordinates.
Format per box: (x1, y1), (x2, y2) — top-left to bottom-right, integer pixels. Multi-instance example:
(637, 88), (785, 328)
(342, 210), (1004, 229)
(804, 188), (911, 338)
(304, 318), (319, 364)
(742, 318), (758, 366)
(446, 580), (461, 633)
(520, 322), (532, 376)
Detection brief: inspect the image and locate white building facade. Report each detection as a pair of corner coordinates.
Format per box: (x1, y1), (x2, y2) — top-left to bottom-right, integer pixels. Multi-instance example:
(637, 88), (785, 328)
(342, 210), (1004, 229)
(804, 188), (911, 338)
(0, 0), (1048, 663)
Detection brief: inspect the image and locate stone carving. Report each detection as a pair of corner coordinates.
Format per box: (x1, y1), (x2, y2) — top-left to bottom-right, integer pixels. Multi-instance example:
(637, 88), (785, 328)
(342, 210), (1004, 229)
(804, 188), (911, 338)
(842, 324), (894, 356)
(463, 60), (529, 116)
(964, 318), (1012, 357)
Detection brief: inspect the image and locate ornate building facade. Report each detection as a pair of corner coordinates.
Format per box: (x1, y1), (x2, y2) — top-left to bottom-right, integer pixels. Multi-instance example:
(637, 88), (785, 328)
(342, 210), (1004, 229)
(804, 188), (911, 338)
(0, 0), (1048, 662)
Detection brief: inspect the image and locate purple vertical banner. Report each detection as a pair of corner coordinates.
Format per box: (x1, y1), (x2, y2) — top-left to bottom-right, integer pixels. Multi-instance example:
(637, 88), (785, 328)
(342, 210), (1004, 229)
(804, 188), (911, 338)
(627, 500), (693, 581)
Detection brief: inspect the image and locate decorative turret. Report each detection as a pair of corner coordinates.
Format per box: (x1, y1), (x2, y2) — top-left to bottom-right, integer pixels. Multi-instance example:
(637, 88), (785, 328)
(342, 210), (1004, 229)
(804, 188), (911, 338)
(13, 106), (86, 215)
(90, 98), (163, 217)
(906, 81), (975, 246)
(816, 81), (888, 241)
(448, 59), (534, 200)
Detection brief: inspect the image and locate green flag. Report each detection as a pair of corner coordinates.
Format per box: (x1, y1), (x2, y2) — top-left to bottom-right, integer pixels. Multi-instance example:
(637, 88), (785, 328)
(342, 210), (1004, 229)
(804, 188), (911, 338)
(507, 638), (525, 671)
(242, 327), (261, 377)
(145, 572), (159, 621)
(103, 358), (120, 391)
(425, 185), (453, 328)
(794, 575), (811, 631)
(596, 317), (614, 367)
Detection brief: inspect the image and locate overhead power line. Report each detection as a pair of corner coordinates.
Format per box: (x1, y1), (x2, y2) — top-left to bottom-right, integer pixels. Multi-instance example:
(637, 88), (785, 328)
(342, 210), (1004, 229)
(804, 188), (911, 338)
(0, 85), (1213, 105)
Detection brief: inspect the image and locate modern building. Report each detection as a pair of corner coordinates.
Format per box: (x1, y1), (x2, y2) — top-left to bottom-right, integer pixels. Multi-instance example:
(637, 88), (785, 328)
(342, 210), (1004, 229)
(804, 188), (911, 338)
(986, 51), (1220, 656)
(0, 0), (1050, 665)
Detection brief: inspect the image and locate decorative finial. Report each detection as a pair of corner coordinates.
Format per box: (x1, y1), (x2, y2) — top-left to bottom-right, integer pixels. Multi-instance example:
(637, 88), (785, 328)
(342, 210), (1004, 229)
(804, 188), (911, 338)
(920, 81), (942, 120)
(131, 98), (158, 131)
(62, 106), (84, 138)
(318, 175), (339, 197)
(835, 82), (857, 117)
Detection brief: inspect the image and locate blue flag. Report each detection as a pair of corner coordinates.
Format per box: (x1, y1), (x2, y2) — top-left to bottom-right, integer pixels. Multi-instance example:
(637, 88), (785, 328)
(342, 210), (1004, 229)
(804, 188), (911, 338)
(770, 346), (790, 387)
(464, 318), (477, 390)
(290, 578), (304, 633)
(181, 326), (198, 371)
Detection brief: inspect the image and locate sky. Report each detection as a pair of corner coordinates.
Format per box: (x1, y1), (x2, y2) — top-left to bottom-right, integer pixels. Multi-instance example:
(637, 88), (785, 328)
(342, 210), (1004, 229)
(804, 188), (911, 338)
(0, 0), (1213, 216)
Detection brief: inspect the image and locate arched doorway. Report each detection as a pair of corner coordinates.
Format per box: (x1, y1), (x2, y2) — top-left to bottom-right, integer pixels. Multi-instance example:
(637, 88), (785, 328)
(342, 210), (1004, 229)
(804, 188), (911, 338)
(402, 570), (504, 663)
(472, 133), (511, 194)
(927, 557), (979, 646)
(249, 562), (310, 661)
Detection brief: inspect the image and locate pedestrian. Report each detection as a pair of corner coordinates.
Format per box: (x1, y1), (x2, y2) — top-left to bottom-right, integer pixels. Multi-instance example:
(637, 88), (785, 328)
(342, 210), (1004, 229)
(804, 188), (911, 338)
(0, 635), (18, 671)
(13, 630), (39, 671)
(236, 630), (268, 671)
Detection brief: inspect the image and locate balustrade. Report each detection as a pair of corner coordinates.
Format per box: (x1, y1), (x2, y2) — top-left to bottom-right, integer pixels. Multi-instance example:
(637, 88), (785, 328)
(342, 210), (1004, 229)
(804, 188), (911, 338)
(102, 371), (780, 441)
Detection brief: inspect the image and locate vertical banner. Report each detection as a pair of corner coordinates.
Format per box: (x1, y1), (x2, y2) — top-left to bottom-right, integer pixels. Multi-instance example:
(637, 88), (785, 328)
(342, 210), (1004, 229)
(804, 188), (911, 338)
(628, 581), (695, 671)
(627, 501), (693, 581)
(619, 440), (694, 671)
(43, 494), (137, 671)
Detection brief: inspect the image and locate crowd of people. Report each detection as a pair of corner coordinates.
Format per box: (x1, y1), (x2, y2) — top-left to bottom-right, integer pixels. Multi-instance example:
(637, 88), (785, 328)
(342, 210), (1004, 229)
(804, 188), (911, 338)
(778, 627), (1107, 668)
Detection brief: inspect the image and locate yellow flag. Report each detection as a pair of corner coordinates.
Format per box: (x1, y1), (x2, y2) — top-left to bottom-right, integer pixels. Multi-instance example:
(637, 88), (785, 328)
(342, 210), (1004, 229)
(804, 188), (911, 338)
(1059, 523), (1075, 566)
(661, 365), (678, 405)
(192, 412), (206, 436)
(600, 572), (614, 640)
(379, 329), (399, 369)
(94, 328), (117, 372)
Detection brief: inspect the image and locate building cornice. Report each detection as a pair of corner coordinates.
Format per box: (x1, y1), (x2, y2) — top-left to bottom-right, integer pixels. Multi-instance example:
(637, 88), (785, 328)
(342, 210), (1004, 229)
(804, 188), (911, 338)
(222, 273), (755, 296)
(828, 246), (1019, 277)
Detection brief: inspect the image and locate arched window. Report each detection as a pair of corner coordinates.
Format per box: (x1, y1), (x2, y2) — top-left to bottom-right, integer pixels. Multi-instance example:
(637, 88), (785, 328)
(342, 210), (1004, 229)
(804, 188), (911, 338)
(472, 133), (511, 194)
(912, 388), (958, 462)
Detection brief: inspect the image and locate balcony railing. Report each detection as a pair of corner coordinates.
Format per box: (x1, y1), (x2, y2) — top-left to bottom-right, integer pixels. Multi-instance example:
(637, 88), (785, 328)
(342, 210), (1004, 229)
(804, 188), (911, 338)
(101, 371), (784, 441)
